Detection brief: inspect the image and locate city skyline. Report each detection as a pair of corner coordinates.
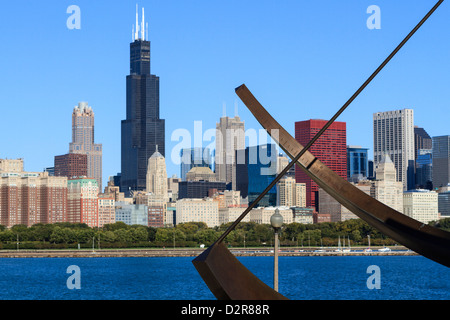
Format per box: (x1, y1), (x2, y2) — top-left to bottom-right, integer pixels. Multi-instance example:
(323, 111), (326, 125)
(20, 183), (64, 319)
(0, 1), (449, 186)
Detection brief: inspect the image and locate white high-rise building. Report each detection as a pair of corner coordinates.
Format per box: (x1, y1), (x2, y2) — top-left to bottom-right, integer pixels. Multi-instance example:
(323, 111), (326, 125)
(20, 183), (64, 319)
(370, 154), (404, 213)
(215, 114), (245, 189)
(276, 177), (306, 207)
(373, 109), (415, 190)
(146, 146), (168, 199)
(403, 189), (439, 224)
(146, 147), (168, 227)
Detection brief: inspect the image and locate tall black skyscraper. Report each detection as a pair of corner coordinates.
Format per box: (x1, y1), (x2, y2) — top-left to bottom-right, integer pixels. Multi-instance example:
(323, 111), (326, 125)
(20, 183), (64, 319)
(121, 6), (165, 195)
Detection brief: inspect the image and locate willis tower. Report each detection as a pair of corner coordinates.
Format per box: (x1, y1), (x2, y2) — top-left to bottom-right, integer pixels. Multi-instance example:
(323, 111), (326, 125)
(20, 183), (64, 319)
(121, 5), (165, 195)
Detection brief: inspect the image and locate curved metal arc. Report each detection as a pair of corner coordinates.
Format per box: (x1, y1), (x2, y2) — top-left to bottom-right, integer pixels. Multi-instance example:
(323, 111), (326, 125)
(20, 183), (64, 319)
(193, 242), (288, 300)
(238, 85), (450, 268)
(193, 0), (445, 300)
(213, 0), (443, 245)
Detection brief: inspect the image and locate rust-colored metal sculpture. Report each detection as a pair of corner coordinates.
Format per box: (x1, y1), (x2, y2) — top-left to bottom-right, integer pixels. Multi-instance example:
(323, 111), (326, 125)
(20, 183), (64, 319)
(193, 0), (446, 300)
(235, 84), (450, 270)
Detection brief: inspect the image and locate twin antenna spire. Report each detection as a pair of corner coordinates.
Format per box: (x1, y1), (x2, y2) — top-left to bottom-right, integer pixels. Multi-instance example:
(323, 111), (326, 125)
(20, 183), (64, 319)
(132, 4), (148, 41)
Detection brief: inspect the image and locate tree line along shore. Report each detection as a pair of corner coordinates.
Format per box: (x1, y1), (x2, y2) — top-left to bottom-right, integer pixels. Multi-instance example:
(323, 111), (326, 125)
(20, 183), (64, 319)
(0, 218), (448, 251)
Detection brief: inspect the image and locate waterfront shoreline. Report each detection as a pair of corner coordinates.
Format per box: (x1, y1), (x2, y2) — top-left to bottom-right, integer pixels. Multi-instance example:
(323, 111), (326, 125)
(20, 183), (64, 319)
(0, 247), (419, 258)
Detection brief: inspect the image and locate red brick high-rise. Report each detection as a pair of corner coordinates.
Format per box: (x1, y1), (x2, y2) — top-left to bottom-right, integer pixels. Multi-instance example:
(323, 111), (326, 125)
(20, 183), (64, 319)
(295, 119), (347, 210)
(54, 153), (88, 179)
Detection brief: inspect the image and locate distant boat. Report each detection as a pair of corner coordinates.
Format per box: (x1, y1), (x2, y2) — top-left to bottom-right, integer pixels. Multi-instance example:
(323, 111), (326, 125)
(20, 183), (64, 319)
(378, 247), (391, 252)
(364, 235), (372, 253)
(335, 236), (342, 252)
(342, 236), (351, 253)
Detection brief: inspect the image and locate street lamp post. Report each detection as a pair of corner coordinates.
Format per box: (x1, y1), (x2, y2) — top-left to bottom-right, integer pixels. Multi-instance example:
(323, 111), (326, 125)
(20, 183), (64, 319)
(270, 209), (283, 292)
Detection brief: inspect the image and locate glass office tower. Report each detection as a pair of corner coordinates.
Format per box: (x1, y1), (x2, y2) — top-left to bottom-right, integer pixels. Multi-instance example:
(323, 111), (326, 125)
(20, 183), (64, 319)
(246, 144), (278, 207)
(347, 146), (369, 182)
(433, 135), (450, 189)
(121, 8), (165, 195)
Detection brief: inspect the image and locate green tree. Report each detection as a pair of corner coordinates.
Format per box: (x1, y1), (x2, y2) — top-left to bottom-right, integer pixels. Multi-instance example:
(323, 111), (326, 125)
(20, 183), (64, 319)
(0, 229), (15, 242)
(131, 227), (148, 242)
(254, 224), (272, 244)
(302, 229), (322, 246)
(351, 230), (362, 242)
(100, 230), (117, 243)
(103, 222), (129, 232)
(114, 228), (133, 243)
(50, 226), (68, 243)
(155, 228), (172, 243)
(74, 228), (95, 244)
(195, 229), (219, 245)
(29, 223), (55, 242)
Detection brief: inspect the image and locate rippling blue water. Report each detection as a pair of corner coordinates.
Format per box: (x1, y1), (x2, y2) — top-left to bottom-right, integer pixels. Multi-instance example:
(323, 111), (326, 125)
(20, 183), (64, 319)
(0, 255), (448, 300)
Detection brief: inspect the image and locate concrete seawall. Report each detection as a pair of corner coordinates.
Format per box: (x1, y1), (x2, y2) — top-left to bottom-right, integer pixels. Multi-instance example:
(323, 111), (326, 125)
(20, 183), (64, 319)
(0, 247), (418, 258)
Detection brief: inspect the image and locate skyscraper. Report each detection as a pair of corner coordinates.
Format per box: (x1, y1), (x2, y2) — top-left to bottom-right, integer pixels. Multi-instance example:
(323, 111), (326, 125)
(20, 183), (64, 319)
(347, 146), (369, 182)
(145, 147), (169, 228)
(69, 102), (103, 191)
(295, 119), (347, 209)
(414, 126), (432, 160)
(245, 144), (278, 207)
(121, 5), (165, 195)
(432, 135), (450, 188)
(373, 109), (415, 190)
(370, 154), (404, 213)
(416, 149), (433, 190)
(215, 114), (245, 189)
(146, 146), (168, 198)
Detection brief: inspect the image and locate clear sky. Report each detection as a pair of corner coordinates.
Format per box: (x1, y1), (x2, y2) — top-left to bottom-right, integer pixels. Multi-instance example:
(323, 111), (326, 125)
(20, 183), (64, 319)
(0, 0), (448, 186)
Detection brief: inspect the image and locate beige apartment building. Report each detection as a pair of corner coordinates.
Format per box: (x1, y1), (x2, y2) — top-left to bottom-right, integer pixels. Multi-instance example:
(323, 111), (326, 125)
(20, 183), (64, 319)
(68, 177), (99, 228)
(98, 196), (115, 228)
(403, 190), (439, 224)
(175, 198), (219, 228)
(211, 189), (243, 209)
(219, 207), (249, 226)
(0, 159), (67, 227)
(277, 177), (306, 207)
(249, 207), (294, 225)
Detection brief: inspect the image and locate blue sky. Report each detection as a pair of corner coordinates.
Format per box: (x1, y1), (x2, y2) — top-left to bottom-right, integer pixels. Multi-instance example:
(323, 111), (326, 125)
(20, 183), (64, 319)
(0, 0), (448, 185)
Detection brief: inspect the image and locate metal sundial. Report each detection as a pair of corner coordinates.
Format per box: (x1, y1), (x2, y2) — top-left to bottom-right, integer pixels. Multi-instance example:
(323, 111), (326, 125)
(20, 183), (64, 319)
(193, 0), (448, 300)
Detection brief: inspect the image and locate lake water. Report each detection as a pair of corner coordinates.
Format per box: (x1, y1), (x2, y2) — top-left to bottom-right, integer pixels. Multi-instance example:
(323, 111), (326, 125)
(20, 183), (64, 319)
(0, 255), (448, 300)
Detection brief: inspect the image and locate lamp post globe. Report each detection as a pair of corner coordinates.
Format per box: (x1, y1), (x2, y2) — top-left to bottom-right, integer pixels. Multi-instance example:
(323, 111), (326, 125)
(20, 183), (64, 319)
(270, 209), (284, 230)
